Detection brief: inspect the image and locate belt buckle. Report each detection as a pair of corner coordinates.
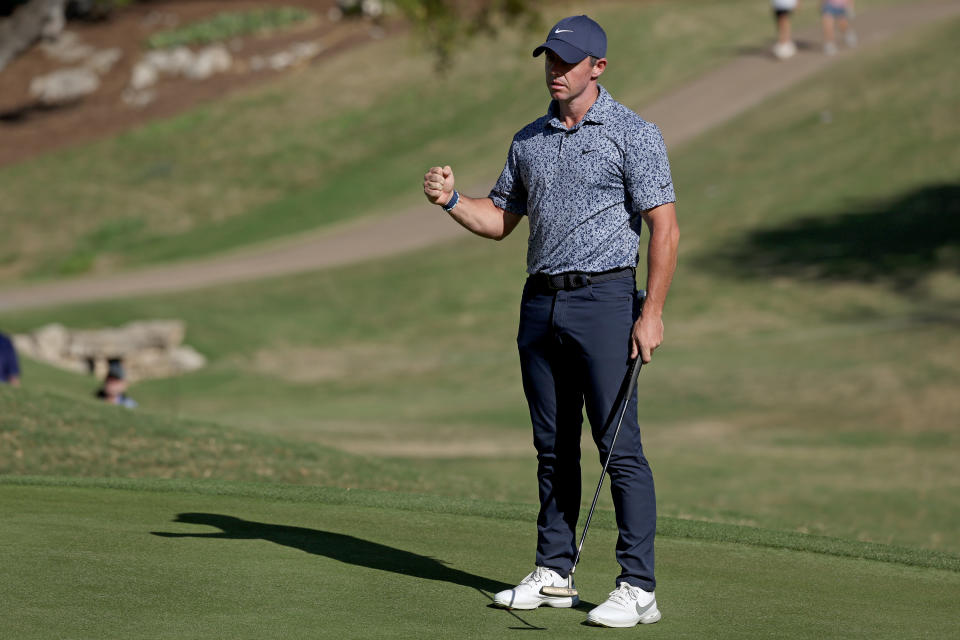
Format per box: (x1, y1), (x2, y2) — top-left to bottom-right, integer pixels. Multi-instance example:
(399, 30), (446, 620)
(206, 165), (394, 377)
(567, 273), (590, 289)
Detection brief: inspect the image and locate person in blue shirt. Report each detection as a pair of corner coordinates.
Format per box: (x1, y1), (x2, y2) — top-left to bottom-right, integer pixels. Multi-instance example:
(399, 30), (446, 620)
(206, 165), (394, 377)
(422, 15), (679, 628)
(0, 332), (21, 387)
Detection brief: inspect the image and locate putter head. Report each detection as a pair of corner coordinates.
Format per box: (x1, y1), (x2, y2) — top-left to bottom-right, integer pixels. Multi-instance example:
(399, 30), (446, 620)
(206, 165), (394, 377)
(540, 585), (579, 597)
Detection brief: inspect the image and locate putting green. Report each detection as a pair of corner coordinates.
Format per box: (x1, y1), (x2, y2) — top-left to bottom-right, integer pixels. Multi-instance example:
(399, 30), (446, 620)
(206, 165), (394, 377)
(2, 478), (957, 639)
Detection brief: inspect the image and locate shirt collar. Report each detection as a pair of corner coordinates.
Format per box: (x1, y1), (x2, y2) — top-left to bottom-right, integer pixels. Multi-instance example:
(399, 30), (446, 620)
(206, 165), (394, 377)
(546, 84), (613, 131)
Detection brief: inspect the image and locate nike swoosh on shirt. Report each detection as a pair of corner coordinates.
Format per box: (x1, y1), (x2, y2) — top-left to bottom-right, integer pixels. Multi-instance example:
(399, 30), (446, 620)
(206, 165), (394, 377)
(582, 149), (597, 155)
(659, 182), (672, 189)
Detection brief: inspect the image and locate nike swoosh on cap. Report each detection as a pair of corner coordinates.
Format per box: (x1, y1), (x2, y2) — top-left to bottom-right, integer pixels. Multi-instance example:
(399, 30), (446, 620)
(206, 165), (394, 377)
(555, 29), (574, 33)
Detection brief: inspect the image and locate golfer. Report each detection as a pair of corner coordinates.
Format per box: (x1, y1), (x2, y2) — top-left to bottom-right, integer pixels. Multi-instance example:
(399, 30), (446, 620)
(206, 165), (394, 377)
(422, 14), (678, 628)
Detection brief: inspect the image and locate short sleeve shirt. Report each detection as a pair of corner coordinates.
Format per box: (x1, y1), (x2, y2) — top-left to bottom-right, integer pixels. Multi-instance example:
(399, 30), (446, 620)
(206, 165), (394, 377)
(0, 333), (20, 382)
(489, 85), (675, 275)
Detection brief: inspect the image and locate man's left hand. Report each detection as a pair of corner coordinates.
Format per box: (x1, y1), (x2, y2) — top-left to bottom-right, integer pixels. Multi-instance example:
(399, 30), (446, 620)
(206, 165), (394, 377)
(631, 313), (663, 363)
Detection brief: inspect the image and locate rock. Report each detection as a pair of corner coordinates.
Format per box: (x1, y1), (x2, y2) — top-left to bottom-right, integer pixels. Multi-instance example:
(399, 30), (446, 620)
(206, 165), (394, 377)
(249, 40), (324, 73)
(85, 47), (122, 75)
(29, 67), (100, 105)
(39, 30), (94, 63)
(144, 46), (193, 76)
(184, 45), (232, 80)
(14, 320), (204, 382)
(290, 40), (323, 59)
(68, 320), (185, 358)
(169, 346), (207, 372)
(268, 51), (294, 71)
(130, 61), (158, 90)
(167, 46), (194, 74)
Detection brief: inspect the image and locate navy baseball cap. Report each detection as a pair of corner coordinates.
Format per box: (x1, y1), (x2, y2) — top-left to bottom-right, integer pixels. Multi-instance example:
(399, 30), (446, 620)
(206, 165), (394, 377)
(532, 15), (607, 64)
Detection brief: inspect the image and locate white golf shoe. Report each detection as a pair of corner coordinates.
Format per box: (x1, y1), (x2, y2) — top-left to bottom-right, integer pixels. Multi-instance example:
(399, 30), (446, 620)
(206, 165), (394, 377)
(586, 582), (661, 627)
(492, 567), (579, 610)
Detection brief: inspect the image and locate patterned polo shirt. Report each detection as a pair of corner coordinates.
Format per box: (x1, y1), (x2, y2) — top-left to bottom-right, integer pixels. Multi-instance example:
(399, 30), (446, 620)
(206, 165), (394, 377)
(489, 85), (675, 275)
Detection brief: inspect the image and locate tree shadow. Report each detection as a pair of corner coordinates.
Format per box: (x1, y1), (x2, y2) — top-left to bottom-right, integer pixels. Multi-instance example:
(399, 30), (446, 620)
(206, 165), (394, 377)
(707, 183), (960, 288)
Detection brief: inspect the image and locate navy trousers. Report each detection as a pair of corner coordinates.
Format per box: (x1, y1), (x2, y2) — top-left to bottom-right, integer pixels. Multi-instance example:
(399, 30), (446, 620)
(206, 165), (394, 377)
(517, 274), (656, 591)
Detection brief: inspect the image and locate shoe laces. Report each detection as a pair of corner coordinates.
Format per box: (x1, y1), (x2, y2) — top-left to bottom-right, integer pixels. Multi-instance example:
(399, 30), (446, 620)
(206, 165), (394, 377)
(606, 582), (640, 606)
(521, 566), (556, 586)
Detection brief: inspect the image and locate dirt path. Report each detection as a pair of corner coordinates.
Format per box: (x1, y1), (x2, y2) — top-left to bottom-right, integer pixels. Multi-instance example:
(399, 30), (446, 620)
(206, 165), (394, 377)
(2, 0), (957, 314)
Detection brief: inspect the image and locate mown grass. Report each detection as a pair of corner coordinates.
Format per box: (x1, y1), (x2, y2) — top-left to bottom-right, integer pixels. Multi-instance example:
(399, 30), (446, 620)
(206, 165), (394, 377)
(2, 480), (958, 639)
(0, 0), (920, 281)
(0, 384), (478, 495)
(2, 8), (958, 555)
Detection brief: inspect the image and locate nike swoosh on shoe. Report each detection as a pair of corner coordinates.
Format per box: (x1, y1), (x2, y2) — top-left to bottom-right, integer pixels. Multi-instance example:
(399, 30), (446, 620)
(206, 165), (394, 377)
(636, 600), (655, 616)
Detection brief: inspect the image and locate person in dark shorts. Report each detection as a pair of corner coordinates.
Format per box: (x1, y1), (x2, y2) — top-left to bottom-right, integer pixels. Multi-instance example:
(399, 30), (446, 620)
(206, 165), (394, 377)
(772, 0), (799, 59)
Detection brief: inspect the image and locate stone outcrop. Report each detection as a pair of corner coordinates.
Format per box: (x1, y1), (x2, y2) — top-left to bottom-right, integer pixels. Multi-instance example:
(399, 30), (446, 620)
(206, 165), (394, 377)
(124, 44), (233, 106)
(0, 0), (66, 72)
(29, 66), (100, 105)
(13, 320), (206, 382)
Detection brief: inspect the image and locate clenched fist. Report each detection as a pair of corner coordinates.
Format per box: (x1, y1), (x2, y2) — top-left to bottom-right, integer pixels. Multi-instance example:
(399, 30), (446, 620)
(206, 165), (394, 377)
(423, 165), (456, 207)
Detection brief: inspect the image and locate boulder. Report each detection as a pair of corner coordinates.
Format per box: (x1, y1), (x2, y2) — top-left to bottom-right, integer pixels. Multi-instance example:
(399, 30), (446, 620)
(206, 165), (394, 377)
(130, 61), (158, 90)
(29, 66), (99, 105)
(184, 45), (232, 80)
(14, 320), (204, 382)
(84, 47), (122, 74)
(38, 30), (92, 63)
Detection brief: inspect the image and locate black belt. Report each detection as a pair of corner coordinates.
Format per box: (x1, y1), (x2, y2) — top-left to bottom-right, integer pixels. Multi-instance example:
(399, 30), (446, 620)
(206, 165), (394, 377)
(528, 267), (635, 292)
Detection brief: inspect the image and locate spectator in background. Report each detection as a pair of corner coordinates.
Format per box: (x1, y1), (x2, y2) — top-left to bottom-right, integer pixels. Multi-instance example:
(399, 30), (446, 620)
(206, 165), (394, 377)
(771, 0), (799, 60)
(95, 358), (137, 408)
(822, 0), (857, 55)
(0, 332), (21, 387)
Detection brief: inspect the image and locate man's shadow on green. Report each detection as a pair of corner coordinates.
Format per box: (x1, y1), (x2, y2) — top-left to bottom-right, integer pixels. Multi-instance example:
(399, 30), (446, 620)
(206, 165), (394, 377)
(152, 512), (509, 592)
(151, 513), (593, 629)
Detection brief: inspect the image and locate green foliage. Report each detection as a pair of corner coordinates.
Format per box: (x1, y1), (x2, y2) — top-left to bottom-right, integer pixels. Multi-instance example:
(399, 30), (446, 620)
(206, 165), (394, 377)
(146, 7), (312, 49)
(1, 0), (788, 280)
(394, 0), (542, 68)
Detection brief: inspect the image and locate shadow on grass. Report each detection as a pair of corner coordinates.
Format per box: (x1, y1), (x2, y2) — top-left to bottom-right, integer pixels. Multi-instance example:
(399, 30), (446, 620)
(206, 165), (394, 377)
(152, 512), (575, 630)
(707, 183), (960, 288)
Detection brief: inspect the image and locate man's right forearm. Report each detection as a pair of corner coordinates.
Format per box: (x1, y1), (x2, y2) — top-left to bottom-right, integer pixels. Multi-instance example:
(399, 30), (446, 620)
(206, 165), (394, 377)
(443, 195), (521, 241)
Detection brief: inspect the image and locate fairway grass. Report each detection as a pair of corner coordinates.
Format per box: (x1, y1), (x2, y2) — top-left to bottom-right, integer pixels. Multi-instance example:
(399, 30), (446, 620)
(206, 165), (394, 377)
(2, 478), (958, 639)
(3, 15), (959, 555)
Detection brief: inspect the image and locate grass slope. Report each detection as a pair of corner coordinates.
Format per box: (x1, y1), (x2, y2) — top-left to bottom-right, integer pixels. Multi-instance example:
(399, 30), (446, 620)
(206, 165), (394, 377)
(2, 14), (958, 553)
(0, 0), (922, 281)
(0, 385), (474, 495)
(2, 479), (958, 640)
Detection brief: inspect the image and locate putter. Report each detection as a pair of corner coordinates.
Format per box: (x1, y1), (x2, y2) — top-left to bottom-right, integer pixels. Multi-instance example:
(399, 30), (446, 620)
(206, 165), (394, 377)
(541, 291), (647, 598)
